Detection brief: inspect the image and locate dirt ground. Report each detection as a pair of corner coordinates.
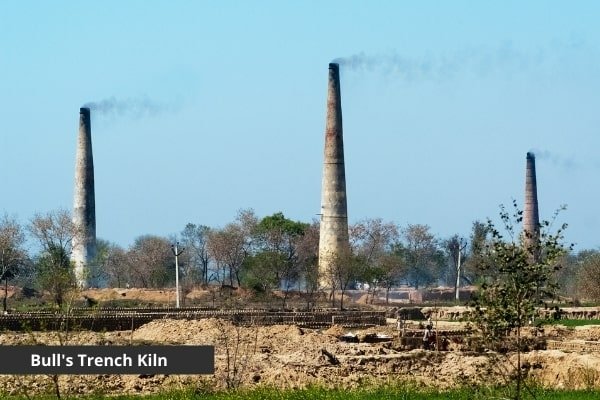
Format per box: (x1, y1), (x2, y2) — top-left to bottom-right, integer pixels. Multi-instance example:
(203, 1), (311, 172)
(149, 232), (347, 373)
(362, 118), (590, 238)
(3, 288), (600, 395)
(2, 318), (600, 396)
(5, 286), (213, 307)
(81, 287), (210, 304)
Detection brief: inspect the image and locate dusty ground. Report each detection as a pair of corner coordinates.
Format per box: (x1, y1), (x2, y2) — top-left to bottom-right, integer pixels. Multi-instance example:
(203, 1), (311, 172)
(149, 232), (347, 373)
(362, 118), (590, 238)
(4, 288), (600, 395)
(2, 319), (600, 396)
(80, 288), (211, 304)
(5, 286), (214, 307)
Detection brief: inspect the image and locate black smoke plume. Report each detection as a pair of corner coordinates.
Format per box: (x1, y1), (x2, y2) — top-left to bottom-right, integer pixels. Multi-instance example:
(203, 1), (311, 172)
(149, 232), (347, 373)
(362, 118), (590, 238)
(83, 96), (171, 119)
(331, 41), (577, 82)
(529, 148), (577, 170)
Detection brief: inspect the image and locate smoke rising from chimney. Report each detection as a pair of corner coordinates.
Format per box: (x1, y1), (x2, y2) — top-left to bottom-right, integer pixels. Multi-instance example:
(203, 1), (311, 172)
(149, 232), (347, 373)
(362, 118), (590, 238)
(333, 40), (583, 81)
(529, 148), (577, 170)
(82, 96), (173, 119)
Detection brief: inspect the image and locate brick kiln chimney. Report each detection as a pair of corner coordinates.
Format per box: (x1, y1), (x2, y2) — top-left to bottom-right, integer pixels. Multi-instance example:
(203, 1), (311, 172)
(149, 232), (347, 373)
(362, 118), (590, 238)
(72, 107), (96, 289)
(523, 152), (540, 256)
(318, 63), (350, 287)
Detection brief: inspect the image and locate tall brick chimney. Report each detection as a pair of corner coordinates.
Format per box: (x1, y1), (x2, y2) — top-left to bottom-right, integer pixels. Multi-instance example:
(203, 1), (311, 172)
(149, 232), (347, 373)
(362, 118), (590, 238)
(523, 152), (540, 256)
(318, 63), (350, 287)
(72, 107), (96, 288)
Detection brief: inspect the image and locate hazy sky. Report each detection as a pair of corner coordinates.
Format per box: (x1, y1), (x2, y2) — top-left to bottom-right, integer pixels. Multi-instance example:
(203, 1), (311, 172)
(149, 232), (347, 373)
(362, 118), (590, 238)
(1, 1), (599, 250)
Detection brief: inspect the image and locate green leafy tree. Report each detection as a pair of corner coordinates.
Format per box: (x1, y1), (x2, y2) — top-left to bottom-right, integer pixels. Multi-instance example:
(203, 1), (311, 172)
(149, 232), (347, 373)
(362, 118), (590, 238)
(472, 202), (569, 399)
(36, 245), (76, 308)
(240, 251), (283, 294)
(256, 213), (307, 296)
(239, 212), (309, 307)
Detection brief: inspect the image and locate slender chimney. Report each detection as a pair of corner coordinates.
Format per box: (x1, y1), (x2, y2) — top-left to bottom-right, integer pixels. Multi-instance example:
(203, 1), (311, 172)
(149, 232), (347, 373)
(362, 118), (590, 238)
(72, 107), (96, 288)
(523, 152), (540, 255)
(318, 63), (350, 287)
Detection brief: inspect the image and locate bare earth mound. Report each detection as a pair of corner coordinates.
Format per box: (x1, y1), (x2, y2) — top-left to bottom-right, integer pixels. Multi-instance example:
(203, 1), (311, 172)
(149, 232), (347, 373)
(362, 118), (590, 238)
(2, 319), (600, 396)
(80, 288), (210, 303)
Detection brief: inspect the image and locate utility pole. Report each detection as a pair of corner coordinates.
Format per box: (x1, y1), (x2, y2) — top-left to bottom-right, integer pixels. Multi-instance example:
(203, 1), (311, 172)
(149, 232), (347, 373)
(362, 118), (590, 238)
(171, 242), (185, 308)
(455, 238), (468, 302)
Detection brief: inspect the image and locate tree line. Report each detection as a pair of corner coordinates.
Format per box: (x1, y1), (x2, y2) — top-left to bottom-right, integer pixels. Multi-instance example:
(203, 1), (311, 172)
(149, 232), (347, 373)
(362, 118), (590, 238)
(1, 207), (599, 310)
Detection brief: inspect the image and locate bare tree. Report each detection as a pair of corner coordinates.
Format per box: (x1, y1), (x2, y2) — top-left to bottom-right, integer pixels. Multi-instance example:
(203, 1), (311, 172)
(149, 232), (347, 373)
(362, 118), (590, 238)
(29, 210), (78, 255)
(215, 319), (258, 389)
(350, 218), (399, 302)
(95, 240), (128, 288)
(576, 250), (600, 302)
(377, 252), (406, 304)
(461, 220), (492, 284)
(325, 251), (363, 310)
(295, 221), (320, 309)
(208, 225), (247, 287)
(0, 214), (27, 312)
(180, 223), (212, 285)
(208, 210), (257, 288)
(401, 224), (445, 289)
(126, 235), (172, 288)
(444, 235), (468, 300)
(28, 210), (80, 308)
(350, 219), (399, 262)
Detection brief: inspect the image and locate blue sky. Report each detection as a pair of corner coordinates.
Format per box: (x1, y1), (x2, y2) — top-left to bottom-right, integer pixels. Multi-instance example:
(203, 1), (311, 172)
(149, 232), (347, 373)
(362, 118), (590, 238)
(1, 1), (599, 250)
